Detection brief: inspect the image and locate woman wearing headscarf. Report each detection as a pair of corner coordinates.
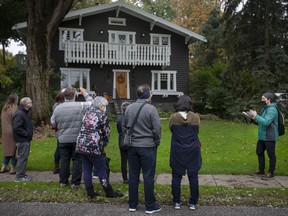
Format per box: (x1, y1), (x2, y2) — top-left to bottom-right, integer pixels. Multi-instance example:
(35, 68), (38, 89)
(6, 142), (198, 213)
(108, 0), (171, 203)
(76, 96), (122, 199)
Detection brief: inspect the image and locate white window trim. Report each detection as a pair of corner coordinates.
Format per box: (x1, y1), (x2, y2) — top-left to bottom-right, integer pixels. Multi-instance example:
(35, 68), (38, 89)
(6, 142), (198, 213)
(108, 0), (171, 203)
(108, 30), (136, 44)
(108, 17), (126, 26)
(60, 67), (91, 93)
(150, 33), (171, 55)
(59, 27), (84, 51)
(151, 70), (183, 98)
(113, 69), (130, 99)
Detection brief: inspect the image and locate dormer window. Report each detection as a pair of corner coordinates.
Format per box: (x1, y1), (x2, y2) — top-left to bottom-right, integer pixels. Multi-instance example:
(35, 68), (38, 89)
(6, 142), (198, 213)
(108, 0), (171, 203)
(109, 17), (126, 26)
(59, 28), (84, 50)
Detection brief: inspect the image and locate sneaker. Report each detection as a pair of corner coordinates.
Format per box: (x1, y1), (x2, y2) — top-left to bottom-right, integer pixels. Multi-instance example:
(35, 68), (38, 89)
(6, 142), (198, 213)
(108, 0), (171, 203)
(71, 184), (81, 189)
(14, 175), (32, 182)
(188, 203), (196, 210)
(145, 204), (162, 214)
(261, 172), (274, 180)
(129, 208), (137, 212)
(174, 202), (181, 210)
(60, 183), (68, 187)
(250, 170), (265, 176)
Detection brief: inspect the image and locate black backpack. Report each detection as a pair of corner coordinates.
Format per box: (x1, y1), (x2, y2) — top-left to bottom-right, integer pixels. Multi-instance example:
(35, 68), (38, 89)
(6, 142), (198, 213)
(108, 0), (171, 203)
(274, 108), (285, 136)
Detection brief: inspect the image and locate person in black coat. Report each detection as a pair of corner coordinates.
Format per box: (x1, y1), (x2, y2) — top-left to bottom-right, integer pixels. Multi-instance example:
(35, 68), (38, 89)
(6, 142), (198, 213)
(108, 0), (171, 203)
(169, 95), (202, 210)
(12, 97), (33, 182)
(116, 102), (131, 183)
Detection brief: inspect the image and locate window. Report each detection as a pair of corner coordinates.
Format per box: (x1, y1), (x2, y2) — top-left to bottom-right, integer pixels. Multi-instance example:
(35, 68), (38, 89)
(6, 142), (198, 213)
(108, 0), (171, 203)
(150, 34), (171, 55)
(59, 28), (84, 50)
(108, 17), (126, 26)
(108, 31), (136, 44)
(151, 70), (176, 91)
(60, 68), (90, 91)
(150, 34), (171, 46)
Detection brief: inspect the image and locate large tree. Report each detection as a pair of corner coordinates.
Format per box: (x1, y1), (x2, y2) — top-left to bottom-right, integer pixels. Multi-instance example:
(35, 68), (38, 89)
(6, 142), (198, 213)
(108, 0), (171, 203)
(223, 0), (288, 98)
(0, 0), (25, 65)
(25, 0), (75, 125)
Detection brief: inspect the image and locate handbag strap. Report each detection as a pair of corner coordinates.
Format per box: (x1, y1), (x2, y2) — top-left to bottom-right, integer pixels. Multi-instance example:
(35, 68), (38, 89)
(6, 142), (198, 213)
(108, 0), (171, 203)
(129, 102), (146, 133)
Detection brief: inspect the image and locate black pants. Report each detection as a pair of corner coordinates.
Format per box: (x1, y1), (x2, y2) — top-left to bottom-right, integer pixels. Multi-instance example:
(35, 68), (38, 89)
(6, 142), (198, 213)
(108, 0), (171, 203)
(120, 149), (128, 181)
(256, 140), (276, 174)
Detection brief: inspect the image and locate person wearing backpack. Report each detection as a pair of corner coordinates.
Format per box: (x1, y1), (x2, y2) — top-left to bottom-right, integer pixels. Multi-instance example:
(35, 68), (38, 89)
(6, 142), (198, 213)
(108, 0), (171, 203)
(249, 92), (279, 180)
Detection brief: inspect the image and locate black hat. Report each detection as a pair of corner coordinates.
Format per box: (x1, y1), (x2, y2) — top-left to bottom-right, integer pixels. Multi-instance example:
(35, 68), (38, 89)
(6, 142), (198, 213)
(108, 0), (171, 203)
(263, 92), (275, 101)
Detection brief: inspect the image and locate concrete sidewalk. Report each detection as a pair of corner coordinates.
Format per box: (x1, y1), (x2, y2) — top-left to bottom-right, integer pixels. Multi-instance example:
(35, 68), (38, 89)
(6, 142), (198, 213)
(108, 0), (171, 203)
(0, 171), (288, 188)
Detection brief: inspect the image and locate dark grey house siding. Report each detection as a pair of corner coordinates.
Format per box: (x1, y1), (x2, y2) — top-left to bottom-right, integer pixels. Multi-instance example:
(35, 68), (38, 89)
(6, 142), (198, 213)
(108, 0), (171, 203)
(49, 10), (190, 106)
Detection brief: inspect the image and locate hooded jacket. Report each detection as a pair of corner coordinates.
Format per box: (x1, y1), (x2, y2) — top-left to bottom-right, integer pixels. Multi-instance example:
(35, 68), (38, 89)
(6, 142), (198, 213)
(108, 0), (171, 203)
(169, 111), (202, 175)
(254, 103), (278, 141)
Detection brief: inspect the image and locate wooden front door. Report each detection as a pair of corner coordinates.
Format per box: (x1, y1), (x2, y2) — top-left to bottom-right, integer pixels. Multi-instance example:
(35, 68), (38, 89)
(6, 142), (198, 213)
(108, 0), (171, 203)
(115, 72), (127, 99)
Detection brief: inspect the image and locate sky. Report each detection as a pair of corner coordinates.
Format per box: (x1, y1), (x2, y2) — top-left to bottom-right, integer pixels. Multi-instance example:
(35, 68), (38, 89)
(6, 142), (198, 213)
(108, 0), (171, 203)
(6, 39), (26, 55)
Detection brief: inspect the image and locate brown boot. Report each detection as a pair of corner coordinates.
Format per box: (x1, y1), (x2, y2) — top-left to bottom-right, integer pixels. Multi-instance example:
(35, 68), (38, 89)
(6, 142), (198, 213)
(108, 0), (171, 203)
(0, 165), (9, 173)
(10, 166), (16, 174)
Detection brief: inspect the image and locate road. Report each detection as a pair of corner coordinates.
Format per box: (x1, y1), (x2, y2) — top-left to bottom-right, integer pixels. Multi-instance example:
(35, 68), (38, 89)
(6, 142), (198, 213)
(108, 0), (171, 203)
(0, 202), (287, 216)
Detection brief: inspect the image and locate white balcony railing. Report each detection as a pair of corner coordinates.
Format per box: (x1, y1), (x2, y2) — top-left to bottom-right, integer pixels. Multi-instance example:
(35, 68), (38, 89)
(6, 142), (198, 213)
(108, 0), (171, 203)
(64, 41), (170, 66)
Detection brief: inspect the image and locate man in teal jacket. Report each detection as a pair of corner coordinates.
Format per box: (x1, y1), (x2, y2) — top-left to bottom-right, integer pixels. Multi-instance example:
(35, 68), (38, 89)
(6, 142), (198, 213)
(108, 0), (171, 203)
(249, 92), (278, 180)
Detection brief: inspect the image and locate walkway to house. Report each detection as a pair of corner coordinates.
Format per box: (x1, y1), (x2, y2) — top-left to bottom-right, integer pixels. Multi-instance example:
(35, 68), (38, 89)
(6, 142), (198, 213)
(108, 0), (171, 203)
(0, 171), (288, 188)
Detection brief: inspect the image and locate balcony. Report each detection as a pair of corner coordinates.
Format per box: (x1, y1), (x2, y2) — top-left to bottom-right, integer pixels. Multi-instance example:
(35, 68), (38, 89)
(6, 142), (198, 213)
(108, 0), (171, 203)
(64, 41), (170, 67)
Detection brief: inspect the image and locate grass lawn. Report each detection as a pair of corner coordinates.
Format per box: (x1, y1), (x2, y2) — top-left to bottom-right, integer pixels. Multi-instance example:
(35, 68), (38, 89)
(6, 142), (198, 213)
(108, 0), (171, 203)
(1, 119), (288, 206)
(4, 119), (287, 175)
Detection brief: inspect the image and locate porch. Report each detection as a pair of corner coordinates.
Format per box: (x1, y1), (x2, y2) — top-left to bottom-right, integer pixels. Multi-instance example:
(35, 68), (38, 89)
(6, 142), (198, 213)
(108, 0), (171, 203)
(64, 41), (170, 67)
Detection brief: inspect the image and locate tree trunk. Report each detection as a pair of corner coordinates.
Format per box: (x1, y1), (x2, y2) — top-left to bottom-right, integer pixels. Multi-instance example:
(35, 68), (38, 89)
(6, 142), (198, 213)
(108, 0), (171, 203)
(25, 0), (74, 126)
(26, 33), (51, 125)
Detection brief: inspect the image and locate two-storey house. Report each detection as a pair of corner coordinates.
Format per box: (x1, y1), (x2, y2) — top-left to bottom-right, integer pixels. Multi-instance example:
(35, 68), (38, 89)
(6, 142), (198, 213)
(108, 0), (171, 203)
(14, 1), (206, 112)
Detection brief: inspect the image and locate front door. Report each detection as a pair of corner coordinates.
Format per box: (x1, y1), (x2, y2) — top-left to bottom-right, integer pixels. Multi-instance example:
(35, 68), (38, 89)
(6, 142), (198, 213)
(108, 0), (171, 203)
(115, 71), (127, 99)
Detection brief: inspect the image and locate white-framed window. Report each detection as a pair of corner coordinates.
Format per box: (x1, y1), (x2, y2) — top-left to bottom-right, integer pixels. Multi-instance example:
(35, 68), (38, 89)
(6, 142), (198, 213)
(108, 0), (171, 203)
(150, 33), (171, 55)
(108, 30), (136, 44)
(60, 68), (90, 91)
(59, 28), (84, 50)
(151, 70), (177, 91)
(150, 34), (171, 46)
(108, 17), (126, 26)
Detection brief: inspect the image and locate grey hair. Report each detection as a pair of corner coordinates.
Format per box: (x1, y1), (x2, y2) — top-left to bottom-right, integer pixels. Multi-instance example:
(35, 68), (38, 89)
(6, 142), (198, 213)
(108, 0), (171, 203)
(92, 96), (108, 108)
(20, 97), (32, 106)
(121, 102), (131, 112)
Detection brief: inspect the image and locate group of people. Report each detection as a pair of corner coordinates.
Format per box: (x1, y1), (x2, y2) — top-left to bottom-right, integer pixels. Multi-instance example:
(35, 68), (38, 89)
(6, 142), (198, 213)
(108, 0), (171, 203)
(1, 94), (34, 182)
(0, 85), (281, 213)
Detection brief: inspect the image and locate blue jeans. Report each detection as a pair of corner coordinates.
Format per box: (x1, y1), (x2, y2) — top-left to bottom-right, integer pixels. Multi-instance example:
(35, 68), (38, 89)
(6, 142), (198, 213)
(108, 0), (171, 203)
(128, 147), (157, 209)
(172, 171), (199, 205)
(15, 142), (30, 178)
(2, 156), (17, 167)
(59, 142), (82, 185)
(81, 154), (110, 189)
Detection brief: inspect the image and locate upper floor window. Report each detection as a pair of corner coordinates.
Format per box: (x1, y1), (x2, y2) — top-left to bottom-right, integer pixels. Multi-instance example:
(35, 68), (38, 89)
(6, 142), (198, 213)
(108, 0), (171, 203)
(59, 28), (84, 50)
(60, 68), (90, 91)
(150, 34), (171, 46)
(150, 34), (171, 55)
(108, 17), (126, 26)
(108, 30), (136, 44)
(151, 70), (177, 91)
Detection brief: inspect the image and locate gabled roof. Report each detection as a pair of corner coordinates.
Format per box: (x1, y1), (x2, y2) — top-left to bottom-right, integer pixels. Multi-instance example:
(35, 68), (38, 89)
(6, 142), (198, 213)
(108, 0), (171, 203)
(13, 1), (207, 43)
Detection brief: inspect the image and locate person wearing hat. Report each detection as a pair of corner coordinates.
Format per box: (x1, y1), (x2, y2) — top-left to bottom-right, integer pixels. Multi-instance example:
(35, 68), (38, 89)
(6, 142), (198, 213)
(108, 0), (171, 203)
(122, 84), (162, 214)
(249, 92), (279, 180)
